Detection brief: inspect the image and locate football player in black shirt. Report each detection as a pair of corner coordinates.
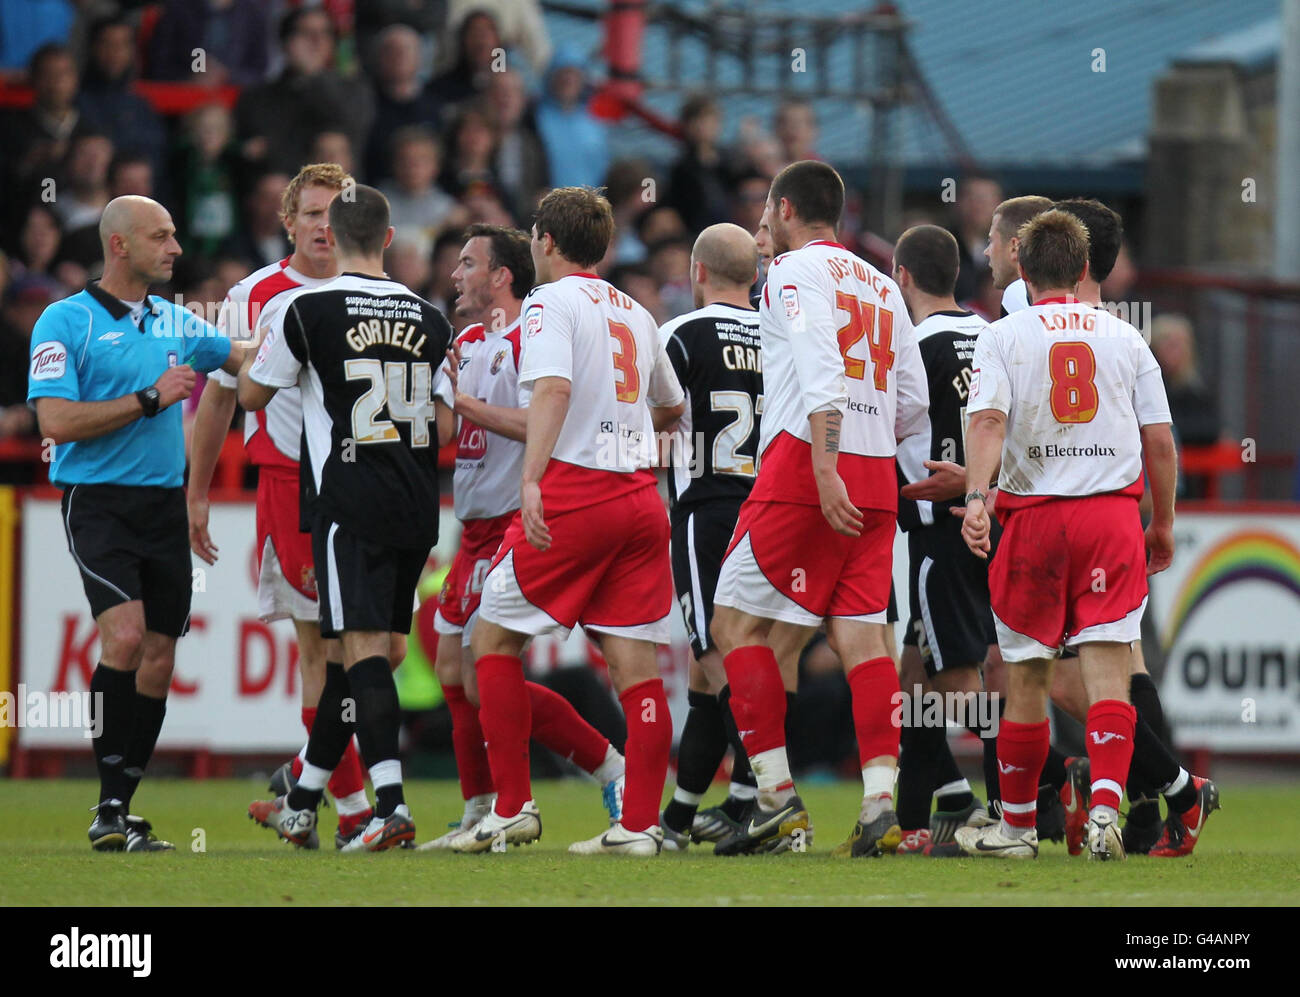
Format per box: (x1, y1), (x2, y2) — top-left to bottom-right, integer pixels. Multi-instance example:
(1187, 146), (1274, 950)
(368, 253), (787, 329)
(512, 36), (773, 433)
(239, 184), (455, 851)
(657, 223), (766, 849)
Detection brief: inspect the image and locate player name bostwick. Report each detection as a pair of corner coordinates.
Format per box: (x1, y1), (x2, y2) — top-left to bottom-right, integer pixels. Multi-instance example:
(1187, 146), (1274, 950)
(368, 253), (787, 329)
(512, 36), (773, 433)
(0, 684), (103, 738)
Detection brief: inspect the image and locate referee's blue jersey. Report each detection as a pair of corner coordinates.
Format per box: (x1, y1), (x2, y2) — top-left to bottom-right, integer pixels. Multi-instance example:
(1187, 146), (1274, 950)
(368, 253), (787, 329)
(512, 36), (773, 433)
(27, 281), (232, 488)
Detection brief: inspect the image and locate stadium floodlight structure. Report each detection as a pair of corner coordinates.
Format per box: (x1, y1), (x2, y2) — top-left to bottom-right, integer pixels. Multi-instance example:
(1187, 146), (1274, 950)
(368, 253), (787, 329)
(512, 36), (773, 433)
(542, 0), (974, 236)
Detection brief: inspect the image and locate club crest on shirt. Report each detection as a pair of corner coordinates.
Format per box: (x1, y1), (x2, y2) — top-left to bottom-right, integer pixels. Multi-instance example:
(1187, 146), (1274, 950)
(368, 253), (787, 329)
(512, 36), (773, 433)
(525, 304), (544, 338)
(167, 350), (179, 367)
(30, 343), (68, 380)
(970, 368), (980, 397)
(490, 348), (507, 375)
(781, 285), (800, 319)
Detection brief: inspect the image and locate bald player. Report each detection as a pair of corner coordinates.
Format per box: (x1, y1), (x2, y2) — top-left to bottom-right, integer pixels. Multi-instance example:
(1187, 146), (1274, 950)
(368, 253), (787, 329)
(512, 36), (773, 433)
(28, 196), (248, 850)
(656, 223), (766, 849)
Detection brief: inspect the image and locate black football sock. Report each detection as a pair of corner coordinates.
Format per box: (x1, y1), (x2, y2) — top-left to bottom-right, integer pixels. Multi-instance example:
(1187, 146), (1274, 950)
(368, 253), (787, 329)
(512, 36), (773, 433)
(347, 656), (404, 817)
(1041, 745), (1068, 792)
(1127, 673), (1170, 823)
(898, 720), (942, 830)
(717, 687), (756, 821)
(932, 732), (975, 812)
(1129, 714), (1197, 813)
(288, 661), (353, 812)
(662, 690), (728, 834)
(90, 664), (136, 805)
(973, 697), (1004, 805)
(122, 692), (167, 809)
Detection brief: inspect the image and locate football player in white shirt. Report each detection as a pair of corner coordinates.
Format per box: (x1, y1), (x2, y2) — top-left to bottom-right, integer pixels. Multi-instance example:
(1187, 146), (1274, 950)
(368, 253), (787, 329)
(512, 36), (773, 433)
(187, 164), (376, 848)
(955, 210), (1213, 861)
(460, 188), (686, 856)
(984, 195), (1052, 317)
(709, 161), (931, 857)
(410, 224), (627, 849)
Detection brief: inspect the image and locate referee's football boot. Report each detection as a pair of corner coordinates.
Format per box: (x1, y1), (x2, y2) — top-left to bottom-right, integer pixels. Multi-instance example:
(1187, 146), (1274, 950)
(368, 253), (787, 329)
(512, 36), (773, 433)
(1121, 796), (1164, 855)
(660, 812), (692, 851)
(690, 804), (742, 844)
(88, 800), (127, 852)
(448, 800), (542, 853)
(1036, 783), (1066, 844)
(267, 761), (297, 798)
(714, 795), (809, 856)
(1060, 756), (1091, 856)
(1085, 808), (1125, 861)
(830, 796), (901, 858)
(125, 815), (175, 852)
(339, 804), (416, 853)
(1148, 777), (1219, 858)
(249, 795), (319, 848)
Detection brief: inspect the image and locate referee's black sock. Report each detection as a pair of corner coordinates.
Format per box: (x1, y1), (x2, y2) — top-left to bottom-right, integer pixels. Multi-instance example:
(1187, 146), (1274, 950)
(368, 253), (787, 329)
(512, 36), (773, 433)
(347, 656), (405, 818)
(973, 697), (1004, 805)
(89, 664), (136, 805)
(122, 692), (166, 809)
(932, 729), (975, 813)
(717, 686), (756, 822)
(662, 690), (728, 834)
(898, 720), (942, 830)
(288, 661), (353, 812)
(1041, 744), (1068, 792)
(1131, 713), (1196, 813)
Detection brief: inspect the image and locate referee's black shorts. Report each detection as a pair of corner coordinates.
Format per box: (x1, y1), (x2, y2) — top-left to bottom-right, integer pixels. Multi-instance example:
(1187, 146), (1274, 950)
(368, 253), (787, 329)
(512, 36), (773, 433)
(312, 515), (426, 639)
(60, 484), (192, 637)
(903, 518), (998, 675)
(671, 500), (743, 660)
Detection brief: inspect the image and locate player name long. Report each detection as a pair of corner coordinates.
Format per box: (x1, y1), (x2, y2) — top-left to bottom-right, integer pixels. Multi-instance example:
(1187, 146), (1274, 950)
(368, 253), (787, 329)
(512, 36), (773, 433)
(345, 318), (428, 357)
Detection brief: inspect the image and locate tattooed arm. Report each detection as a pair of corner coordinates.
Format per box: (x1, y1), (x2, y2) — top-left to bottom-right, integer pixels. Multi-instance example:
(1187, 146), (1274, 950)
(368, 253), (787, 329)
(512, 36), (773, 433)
(810, 408), (863, 537)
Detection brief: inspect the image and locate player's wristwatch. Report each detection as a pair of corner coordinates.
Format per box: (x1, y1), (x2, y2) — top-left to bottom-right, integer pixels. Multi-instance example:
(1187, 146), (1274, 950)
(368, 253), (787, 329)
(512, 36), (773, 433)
(136, 386), (161, 418)
(964, 489), (987, 505)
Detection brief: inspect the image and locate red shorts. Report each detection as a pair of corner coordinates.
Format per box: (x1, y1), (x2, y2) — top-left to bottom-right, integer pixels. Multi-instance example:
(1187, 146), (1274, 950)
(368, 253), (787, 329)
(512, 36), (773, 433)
(478, 484), (674, 642)
(988, 494), (1148, 661)
(714, 499), (895, 625)
(434, 511), (515, 636)
(255, 466), (316, 621)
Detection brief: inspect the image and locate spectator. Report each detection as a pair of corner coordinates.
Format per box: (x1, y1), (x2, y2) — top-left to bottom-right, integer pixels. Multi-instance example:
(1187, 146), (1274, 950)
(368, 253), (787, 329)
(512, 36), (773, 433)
(608, 262), (664, 325)
(312, 130), (355, 176)
(535, 48), (608, 189)
(440, 102), (504, 202)
(1151, 314), (1222, 448)
(730, 171), (769, 236)
(236, 8), (374, 176)
(108, 152), (153, 198)
(0, 0), (74, 72)
(645, 235), (693, 318)
(602, 158), (655, 267)
(363, 24), (442, 184)
(171, 104), (241, 259)
(354, 0), (444, 58)
(667, 93), (733, 234)
(384, 238), (433, 300)
(444, 0), (551, 78)
(0, 275), (62, 444)
(487, 68), (548, 222)
(949, 172), (1001, 303)
(773, 97), (819, 165)
(76, 16), (167, 182)
(733, 115), (783, 179)
(4, 44), (81, 195)
(12, 203), (64, 281)
(425, 229), (465, 318)
(635, 204), (687, 250)
(146, 0), (270, 87)
(430, 8), (502, 113)
(379, 125), (463, 252)
(221, 170), (292, 269)
(53, 130), (113, 231)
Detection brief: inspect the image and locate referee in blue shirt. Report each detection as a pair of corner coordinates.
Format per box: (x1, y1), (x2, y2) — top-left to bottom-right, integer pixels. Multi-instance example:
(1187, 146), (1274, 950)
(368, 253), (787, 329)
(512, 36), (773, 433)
(28, 196), (246, 852)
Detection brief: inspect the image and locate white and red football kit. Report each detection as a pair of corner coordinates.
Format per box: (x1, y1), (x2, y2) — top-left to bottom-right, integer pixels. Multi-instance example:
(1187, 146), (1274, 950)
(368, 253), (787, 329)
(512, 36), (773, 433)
(968, 297), (1171, 661)
(210, 257), (332, 622)
(714, 240), (929, 626)
(478, 272), (685, 644)
(432, 319), (525, 645)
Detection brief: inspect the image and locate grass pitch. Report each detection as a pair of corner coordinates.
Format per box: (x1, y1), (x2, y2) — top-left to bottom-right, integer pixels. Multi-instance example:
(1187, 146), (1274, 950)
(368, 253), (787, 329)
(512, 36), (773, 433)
(1, 778), (1296, 906)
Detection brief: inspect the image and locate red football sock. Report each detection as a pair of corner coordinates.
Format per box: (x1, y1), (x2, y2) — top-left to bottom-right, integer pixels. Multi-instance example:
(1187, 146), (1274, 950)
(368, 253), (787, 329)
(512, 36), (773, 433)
(722, 645), (786, 756)
(847, 657), (900, 766)
(618, 678), (671, 832)
(1085, 699), (1137, 812)
(475, 654), (532, 817)
(997, 719), (1049, 829)
(527, 681), (610, 774)
(291, 707), (316, 779)
(327, 738), (367, 802)
(443, 683), (495, 800)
